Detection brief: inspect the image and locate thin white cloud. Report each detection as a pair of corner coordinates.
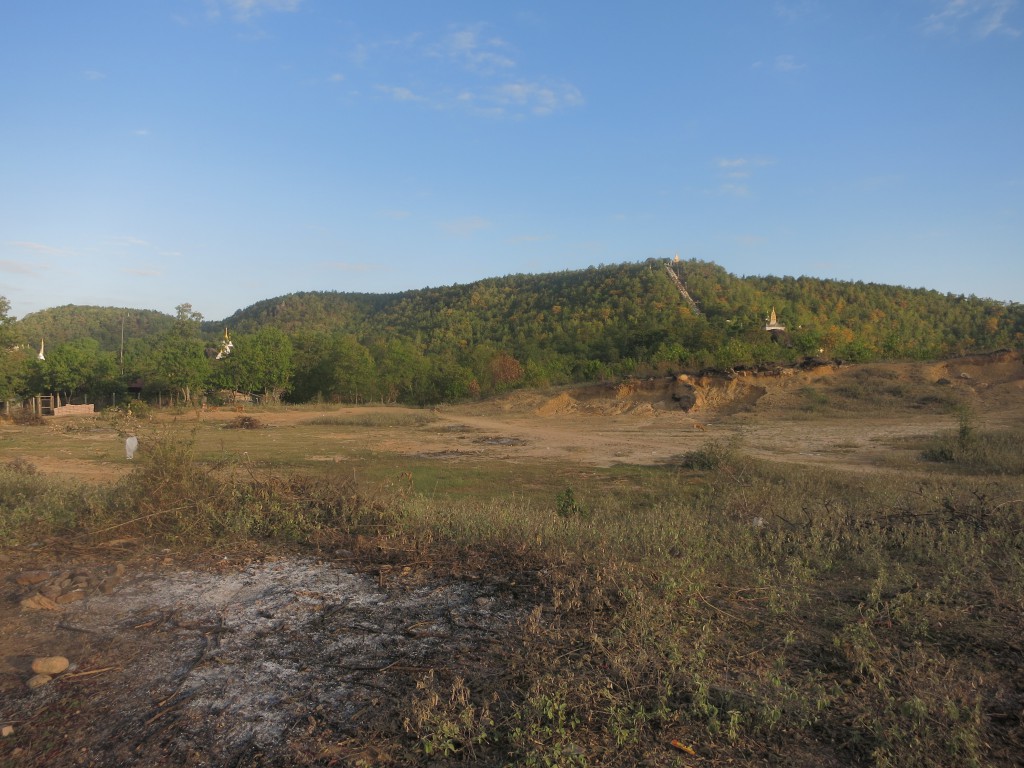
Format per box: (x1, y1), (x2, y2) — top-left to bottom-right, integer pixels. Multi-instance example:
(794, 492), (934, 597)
(440, 216), (490, 236)
(714, 157), (775, 196)
(434, 24), (516, 72)
(923, 0), (1021, 38)
(719, 183), (751, 198)
(83, 70), (106, 81)
(206, 0), (303, 22)
(773, 2), (817, 22)
(752, 55), (805, 72)
(353, 26), (582, 119)
(489, 81), (584, 116)
(774, 54), (804, 71)
(375, 85), (426, 103)
(8, 241), (75, 257)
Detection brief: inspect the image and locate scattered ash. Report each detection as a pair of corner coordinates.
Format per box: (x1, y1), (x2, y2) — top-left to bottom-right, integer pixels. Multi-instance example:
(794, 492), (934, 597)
(5, 557), (530, 766)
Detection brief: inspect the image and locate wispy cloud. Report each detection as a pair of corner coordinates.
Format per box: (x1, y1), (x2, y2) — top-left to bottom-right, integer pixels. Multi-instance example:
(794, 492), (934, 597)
(773, 1), (817, 22)
(714, 157), (775, 196)
(206, 0), (303, 22)
(923, 0), (1021, 38)
(440, 216), (490, 236)
(774, 54), (804, 71)
(8, 241), (76, 257)
(753, 54), (806, 72)
(491, 81), (583, 115)
(375, 85), (426, 103)
(353, 24), (583, 119)
(83, 70), (106, 81)
(433, 24), (516, 72)
(717, 157), (774, 177)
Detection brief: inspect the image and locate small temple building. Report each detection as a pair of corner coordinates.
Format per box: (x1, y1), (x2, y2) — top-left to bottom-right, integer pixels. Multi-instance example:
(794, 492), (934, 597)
(764, 307), (785, 331)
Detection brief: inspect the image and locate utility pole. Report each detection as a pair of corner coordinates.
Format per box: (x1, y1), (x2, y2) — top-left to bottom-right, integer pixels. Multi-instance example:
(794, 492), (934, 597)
(120, 312), (126, 376)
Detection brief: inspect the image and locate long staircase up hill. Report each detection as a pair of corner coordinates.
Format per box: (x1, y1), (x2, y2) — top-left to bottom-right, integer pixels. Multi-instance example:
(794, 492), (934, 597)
(664, 264), (703, 316)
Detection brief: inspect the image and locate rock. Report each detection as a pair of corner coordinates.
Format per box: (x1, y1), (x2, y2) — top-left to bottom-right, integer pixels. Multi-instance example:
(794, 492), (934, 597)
(20, 594), (61, 611)
(32, 656), (69, 675)
(55, 590), (87, 605)
(15, 570), (51, 586)
(38, 583), (63, 599)
(1, 724), (13, 737)
(26, 674), (52, 690)
(100, 576), (121, 594)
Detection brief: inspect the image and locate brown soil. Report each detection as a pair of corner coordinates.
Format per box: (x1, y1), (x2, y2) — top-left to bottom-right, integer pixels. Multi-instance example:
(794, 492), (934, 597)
(2, 351), (1023, 765)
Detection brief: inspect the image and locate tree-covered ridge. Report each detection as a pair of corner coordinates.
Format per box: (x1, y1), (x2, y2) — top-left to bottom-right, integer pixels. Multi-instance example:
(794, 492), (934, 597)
(16, 305), (174, 352)
(678, 260), (1024, 360)
(3, 260), (1023, 407)
(224, 259), (1024, 367)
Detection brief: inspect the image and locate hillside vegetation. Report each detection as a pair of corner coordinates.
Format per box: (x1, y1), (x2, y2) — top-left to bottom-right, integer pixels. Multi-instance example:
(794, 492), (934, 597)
(2, 260), (1022, 407)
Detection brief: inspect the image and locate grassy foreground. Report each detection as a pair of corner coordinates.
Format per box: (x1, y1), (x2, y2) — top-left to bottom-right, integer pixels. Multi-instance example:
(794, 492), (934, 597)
(2, 413), (1023, 767)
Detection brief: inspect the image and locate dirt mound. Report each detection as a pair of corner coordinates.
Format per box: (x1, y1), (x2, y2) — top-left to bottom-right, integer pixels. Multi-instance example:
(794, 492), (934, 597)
(536, 392), (578, 416)
(534, 373), (775, 417)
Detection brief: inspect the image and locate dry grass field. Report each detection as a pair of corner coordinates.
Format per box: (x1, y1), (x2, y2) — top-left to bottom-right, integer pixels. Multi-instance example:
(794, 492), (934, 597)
(2, 351), (1023, 766)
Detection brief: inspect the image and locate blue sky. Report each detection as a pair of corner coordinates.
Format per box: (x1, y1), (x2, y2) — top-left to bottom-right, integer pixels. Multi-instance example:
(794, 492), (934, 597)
(1, 1), (1022, 321)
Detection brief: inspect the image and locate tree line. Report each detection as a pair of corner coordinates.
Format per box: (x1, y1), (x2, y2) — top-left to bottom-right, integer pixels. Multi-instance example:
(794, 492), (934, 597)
(2, 260), (1022, 408)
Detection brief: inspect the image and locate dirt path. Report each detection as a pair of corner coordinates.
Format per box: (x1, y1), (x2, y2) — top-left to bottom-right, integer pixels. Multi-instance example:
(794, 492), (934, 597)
(2, 352), (1022, 765)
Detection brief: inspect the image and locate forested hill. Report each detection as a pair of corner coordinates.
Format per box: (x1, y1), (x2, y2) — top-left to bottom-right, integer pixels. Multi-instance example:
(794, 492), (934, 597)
(16, 306), (174, 351)
(222, 259), (1023, 363)
(7, 259), (1023, 406)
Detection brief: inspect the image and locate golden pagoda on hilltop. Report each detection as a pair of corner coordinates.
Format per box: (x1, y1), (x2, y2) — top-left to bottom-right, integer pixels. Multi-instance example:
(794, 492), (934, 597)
(764, 307), (785, 331)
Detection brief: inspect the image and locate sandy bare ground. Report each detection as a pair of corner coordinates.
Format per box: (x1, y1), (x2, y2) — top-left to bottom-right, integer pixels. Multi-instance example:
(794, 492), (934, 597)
(2, 351), (1022, 765)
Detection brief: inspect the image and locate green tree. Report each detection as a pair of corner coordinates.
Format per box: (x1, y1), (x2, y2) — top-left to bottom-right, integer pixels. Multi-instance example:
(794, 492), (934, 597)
(35, 337), (118, 403)
(327, 334), (377, 403)
(153, 304), (210, 404)
(215, 327), (294, 402)
(0, 297), (28, 403)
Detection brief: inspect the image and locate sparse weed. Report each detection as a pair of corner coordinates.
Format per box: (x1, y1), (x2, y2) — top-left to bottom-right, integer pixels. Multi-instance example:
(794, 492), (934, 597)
(921, 413), (1024, 474)
(405, 671), (493, 760)
(303, 411), (437, 428)
(679, 439), (734, 470)
(2, 394), (1023, 766)
(555, 486), (586, 518)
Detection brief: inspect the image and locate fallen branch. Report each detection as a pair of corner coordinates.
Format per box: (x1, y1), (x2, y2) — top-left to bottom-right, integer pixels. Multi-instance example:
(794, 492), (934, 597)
(62, 666), (121, 680)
